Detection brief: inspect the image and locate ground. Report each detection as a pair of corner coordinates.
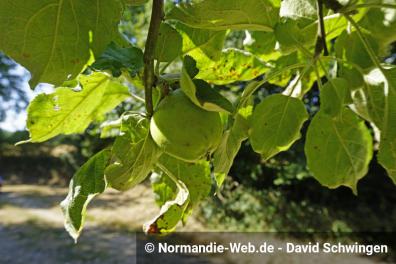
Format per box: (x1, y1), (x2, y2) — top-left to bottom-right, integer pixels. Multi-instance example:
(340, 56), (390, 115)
(0, 184), (386, 264)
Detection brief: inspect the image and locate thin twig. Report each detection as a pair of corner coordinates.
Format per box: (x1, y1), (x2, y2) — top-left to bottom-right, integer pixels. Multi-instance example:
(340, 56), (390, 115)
(143, 0), (164, 117)
(313, 61), (324, 92)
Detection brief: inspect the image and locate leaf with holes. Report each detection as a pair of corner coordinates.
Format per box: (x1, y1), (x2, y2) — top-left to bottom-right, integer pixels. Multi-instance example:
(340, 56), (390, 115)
(25, 72), (129, 143)
(194, 48), (270, 85)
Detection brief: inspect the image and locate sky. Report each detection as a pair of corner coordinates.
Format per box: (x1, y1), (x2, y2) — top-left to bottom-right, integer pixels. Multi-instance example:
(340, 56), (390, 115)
(0, 66), (53, 132)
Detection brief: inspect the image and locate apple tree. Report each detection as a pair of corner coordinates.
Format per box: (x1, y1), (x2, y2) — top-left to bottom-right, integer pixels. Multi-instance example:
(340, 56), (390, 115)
(0, 0), (396, 240)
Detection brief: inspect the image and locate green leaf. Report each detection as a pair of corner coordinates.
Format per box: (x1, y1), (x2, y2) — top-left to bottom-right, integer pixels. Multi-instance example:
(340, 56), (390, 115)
(151, 172), (177, 207)
(378, 136), (396, 185)
(180, 59), (234, 113)
(194, 48), (270, 85)
(192, 80), (235, 113)
(299, 13), (354, 48)
(175, 23), (226, 61)
(350, 83), (385, 126)
(335, 31), (380, 69)
(143, 184), (189, 234)
(280, 0), (317, 22)
(144, 175), (189, 234)
(155, 23), (182, 62)
(274, 19), (330, 54)
(349, 68), (387, 125)
(267, 52), (300, 87)
(145, 155), (211, 233)
(249, 94), (308, 160)
(167, 0), (278, 31)
(125, 0), (148, 6)
(159, 155), (212, 211)
(275, 12), (362, 55)
(213, 105), (252, 177)
(91, 42), (144, 77)
(335, 63), (365, 92)
(105, 114), (162, 191)
(0, 0), (123, 87)
(274, 21), (305, 54)
(281, 62), (319, 98)
(305, 109), (373, 193)
(26, 72), (129, 143)
(375, 68), (396, 184)
(183, 55), (199, 79)
(243, 31), (281, 61)
(60, 149), (111, 242)
(348, 67), (396, 184)
(320, 78), (350, 117)
(213, 82), (257, 186)
(100, 118), (122, 139)
(359, 5), (396, 49)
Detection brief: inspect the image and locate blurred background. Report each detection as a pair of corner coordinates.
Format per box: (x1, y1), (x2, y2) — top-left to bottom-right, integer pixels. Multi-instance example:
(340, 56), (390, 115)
(1, 3), (396, 264)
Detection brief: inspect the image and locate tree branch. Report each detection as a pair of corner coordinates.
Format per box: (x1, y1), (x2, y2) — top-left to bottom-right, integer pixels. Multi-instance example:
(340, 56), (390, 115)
(314, 0), (329, 58)
(143, 0), (164, 117)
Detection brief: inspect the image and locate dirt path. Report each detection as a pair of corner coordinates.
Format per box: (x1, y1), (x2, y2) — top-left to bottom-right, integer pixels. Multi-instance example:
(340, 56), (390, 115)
(0, 184), (204, 264)
(0, 185), (387, 264)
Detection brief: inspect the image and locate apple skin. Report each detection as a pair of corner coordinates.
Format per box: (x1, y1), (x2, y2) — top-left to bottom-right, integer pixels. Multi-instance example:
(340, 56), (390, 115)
(150, 89), (223, 162)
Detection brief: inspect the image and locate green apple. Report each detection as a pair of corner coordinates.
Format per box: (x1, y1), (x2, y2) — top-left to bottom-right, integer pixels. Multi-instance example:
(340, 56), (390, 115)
(150, 90), (223, 162)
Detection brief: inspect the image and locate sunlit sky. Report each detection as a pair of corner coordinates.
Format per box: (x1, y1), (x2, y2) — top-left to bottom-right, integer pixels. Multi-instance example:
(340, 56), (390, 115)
(0, 66), (54, 132)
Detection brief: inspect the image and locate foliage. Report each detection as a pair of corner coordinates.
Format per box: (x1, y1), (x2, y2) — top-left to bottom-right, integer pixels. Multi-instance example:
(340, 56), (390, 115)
(1, 0), (396, 240)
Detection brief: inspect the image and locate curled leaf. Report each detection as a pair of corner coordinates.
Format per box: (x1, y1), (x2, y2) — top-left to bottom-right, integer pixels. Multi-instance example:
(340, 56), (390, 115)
(61, 149), (111, 242)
